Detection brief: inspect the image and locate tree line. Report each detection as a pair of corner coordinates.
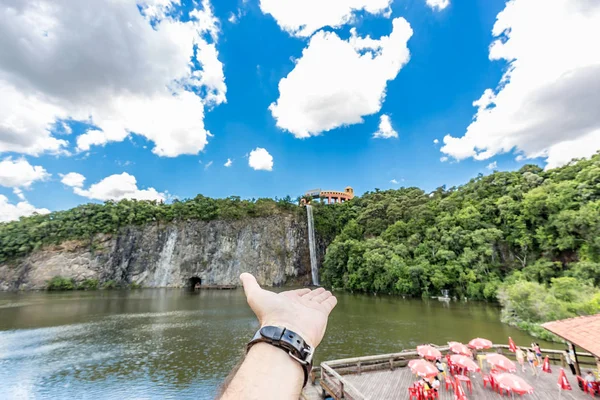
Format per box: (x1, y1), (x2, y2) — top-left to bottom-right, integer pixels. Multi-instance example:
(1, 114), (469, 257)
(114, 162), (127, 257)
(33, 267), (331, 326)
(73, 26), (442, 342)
(0, 195), (298, 263)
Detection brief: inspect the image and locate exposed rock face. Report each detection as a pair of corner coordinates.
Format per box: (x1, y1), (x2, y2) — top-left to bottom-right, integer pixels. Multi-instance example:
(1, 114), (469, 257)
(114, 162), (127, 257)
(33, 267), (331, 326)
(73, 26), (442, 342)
(0, 214), (316, 291)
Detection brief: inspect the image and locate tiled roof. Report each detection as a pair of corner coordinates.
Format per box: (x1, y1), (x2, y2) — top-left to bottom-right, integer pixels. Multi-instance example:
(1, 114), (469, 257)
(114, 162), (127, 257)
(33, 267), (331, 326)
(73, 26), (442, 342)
(542, 314), (600, 357)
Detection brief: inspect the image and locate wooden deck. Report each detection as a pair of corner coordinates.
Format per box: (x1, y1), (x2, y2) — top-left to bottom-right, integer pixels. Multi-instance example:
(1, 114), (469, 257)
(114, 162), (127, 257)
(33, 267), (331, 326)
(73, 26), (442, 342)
(301, 345), (596, 400)
(343, 365), (588, 399)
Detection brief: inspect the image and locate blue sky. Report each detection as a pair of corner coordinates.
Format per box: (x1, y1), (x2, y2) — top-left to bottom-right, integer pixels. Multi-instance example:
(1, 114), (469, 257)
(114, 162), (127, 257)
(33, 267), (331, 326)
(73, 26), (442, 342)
(1, 0), (599, 220)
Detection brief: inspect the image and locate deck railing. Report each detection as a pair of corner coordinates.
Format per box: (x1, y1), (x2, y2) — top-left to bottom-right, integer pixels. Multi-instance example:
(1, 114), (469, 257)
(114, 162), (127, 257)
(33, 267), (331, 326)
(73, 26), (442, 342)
(318, 344), (594, 400)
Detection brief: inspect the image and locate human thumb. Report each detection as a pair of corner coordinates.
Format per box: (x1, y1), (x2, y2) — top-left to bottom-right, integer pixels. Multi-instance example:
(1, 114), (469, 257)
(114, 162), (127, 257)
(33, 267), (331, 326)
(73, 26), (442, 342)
(240, 273), (261, 299)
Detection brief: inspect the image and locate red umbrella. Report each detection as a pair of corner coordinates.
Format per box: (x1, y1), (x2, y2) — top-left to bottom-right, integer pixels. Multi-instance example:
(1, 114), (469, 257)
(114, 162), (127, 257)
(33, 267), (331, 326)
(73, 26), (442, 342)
(468, 337), (493, 350)
(542, 355), (551, 373)
(451, 354), (481, 372)
(408, 359), (439, 378)
(557, 368), (572, 390)
(495, 373), (534, 395)
(417, 345), (442, 361)
(448, 341), (473, 357)
(508, 337), (517, 353)
(486, 354), (517, 372)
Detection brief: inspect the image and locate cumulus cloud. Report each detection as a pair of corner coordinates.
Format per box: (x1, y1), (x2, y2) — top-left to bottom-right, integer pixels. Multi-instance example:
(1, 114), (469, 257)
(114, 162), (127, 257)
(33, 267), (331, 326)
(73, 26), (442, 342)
(0, 195), (50, 222)
(486, 161), (497, 170)
(224, 158), (233, 167)
(0, 0), (226, 157)
(60, 172), (86, 188)
(270, 18), (412, 138)
(390, 179), (399, 184)
(373, 115), (398, 139)
(440, 156), (448, 162)
(441, 0), (600, 169)
(248, 148), (273, 171)
(259, 0), (393, 37)
(0, 158), (50, 188)
(71, 173), (165, 202)
(426, 0), (450, 11)
(433, 139), (439, 144)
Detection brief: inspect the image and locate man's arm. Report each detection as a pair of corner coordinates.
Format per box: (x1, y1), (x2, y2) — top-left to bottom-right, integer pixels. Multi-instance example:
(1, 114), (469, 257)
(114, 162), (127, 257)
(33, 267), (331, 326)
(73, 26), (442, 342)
(220, 273), (337, 400)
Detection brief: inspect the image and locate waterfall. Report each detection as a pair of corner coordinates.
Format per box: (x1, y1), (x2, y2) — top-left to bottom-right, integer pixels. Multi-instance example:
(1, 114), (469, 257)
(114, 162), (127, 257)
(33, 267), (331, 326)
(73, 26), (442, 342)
(306, 205), (319, 286)
(153, 230), (177, 287)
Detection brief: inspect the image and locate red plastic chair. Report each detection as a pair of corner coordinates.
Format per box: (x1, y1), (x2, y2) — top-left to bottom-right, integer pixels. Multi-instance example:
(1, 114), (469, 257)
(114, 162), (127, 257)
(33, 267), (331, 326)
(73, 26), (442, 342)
(408, 386), (420, 400)
(444, 376), (454, 391)
(588, 382), (599, 397)
(578, 376), (589, 393)
(483, 375), (492, 389)
(424, 390), (439, 399)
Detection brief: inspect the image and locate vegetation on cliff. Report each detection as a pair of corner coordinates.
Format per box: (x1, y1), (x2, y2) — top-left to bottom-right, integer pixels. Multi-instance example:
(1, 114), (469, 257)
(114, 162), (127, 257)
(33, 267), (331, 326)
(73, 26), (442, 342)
(0, 195), (297, 263)
(317, 152), (600, 337)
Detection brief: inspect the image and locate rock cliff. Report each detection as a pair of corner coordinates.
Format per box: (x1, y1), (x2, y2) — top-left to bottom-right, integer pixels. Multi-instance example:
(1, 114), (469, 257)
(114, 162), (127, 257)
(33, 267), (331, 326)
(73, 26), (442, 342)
(0, 214), (316, 290)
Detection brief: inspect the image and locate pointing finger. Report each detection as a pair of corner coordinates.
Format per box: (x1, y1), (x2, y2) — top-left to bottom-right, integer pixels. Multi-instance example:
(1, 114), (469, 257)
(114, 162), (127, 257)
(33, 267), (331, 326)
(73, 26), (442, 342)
(240, 273), (261, 299)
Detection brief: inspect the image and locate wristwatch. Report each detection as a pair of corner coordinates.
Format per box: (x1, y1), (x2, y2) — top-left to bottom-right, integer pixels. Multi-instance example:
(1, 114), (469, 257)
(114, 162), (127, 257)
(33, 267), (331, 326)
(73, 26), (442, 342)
(247, 326), (314, 387)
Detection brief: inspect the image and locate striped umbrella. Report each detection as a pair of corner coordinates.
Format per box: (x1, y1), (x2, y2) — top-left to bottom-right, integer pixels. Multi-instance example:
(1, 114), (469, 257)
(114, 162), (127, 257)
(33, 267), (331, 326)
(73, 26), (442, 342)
(417, 345), (442, 361)
(495, 373), (534, 395)
(469, 337), (493, 350)
(408, 359), (440, 378)
(450, 354), (481, 372)
(448, 341), (473, 356)
(486, 354), (517, 372)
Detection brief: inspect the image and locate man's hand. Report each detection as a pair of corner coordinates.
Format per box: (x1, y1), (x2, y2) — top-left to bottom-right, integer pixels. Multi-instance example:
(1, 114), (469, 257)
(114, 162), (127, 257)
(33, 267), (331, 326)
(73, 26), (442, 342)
(240, 273), (337, 348)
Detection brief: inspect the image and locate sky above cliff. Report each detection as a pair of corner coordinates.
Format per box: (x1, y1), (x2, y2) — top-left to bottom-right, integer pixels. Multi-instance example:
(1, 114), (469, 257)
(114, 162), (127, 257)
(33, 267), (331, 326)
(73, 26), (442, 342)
(1, 0), (599, 221)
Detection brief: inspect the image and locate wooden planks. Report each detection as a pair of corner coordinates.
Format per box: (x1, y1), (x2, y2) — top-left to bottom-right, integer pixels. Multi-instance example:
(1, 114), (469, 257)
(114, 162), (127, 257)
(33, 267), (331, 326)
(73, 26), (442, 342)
(341, 365), (589, 400)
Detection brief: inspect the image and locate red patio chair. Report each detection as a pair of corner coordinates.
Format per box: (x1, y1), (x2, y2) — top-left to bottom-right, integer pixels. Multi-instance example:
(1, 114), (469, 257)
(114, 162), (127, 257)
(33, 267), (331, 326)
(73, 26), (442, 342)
(588, 382), (599, 397)
(408, 386), (420, 400)
(424, 389), (439, 399)
(578, 376), (589, 393)
(444, 376), (454, 391)
(483, 374), (492, 389)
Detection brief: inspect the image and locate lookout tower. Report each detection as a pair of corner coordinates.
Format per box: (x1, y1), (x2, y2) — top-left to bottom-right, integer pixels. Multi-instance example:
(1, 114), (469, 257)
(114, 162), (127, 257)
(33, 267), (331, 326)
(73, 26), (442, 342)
(304, 186), (354, 204)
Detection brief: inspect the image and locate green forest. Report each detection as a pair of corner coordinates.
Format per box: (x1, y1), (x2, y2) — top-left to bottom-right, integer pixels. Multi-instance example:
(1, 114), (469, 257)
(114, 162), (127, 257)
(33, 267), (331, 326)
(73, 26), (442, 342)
(1, 152), (599, 338)
(0, 195), (297, 263)
(315, 152), (600, 339)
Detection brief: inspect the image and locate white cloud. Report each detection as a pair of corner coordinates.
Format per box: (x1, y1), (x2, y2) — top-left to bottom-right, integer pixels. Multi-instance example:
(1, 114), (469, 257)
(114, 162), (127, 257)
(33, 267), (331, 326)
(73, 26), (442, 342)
(0, 195), (50, 222)
(426, 0), (450, 11)
(224, 158), (233, 167)
(228, 12), (238, 23)
(390, 179), (399, 184)
(72, 173), (165, 202)
(486, 161), (497, 170)
(248, 148), (273, 171)
(270, 18), (412, 138)
(0, 0), (226, 157)
(204, 161), (213, 170)
(440, 156), (448, 162)
(373, 115), (398, 139)
(60, 172), (86, 188)
(13, 188), (25, 201)
(259, 0), (393, 37)
(433, 139), (439, 144)
(0, 158), (50, 188)
(441, 0), (600, 169)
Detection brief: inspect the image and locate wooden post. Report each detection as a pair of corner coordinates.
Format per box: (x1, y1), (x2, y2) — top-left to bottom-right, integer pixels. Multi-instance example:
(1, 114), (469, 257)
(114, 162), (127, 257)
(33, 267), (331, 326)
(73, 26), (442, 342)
(571, 343), (582, 376)
(560, 353), (566, 368)
(340, 381), (344, 398)
(357, 361), (361, 375)
(389, 358), (394, 371)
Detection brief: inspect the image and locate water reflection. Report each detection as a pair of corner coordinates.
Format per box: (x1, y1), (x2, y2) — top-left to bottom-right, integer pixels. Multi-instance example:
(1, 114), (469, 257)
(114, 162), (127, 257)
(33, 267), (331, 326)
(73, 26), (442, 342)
(0, 289), (556, 399)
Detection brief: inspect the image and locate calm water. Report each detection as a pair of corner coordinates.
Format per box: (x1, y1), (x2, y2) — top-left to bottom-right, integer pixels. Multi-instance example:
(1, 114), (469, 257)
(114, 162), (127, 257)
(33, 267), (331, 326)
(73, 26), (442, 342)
(0, 289), (554, 399)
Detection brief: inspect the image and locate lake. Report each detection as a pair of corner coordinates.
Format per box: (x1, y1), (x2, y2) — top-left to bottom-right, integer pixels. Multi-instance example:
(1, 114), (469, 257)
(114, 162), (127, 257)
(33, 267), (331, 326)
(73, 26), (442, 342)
(0, 289), (555, 399)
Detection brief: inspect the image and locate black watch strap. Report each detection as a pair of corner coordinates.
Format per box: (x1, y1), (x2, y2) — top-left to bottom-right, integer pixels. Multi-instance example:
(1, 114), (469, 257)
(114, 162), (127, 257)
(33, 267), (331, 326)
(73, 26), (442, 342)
(247, 326), (314, 387)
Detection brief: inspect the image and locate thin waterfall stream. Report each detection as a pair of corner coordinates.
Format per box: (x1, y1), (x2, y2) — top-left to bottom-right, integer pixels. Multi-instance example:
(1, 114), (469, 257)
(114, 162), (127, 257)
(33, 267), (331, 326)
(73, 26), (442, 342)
(306, 205), (319, 286)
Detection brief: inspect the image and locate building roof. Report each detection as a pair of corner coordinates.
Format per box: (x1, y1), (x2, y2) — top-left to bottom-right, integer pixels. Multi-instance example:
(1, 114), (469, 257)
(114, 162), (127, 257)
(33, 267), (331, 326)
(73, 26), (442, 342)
(541, 314), (600, 357)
